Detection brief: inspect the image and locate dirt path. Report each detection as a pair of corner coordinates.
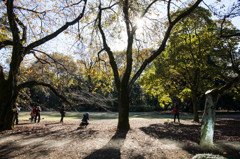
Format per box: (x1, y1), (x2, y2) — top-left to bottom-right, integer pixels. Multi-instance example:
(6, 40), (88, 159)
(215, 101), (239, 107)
(0, 119), (240, 159)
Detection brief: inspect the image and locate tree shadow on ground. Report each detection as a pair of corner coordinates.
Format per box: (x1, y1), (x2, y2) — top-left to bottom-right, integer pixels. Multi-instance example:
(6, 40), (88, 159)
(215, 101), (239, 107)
(0, 135), (53, 158)
(214, 119), (240, 142)
(140, 122), (201, 144)
(84, 130), (129, 159)
(140, 119), (240, 159)
(0, 122), (100, 158)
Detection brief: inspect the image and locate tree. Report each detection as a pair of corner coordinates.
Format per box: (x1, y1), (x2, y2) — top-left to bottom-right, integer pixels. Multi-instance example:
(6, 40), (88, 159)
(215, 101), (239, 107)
(88, 0), (203, 130)
(0, 0), (88, 130)
(200, 75), (240, 146)
(17, 53), (79, 110)
(199, 0), (240, 146)
(140, 7), (232, 122)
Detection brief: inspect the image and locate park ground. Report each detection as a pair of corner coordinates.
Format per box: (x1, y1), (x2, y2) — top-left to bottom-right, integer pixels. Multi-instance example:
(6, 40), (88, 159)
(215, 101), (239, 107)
(0, 112), (240, 159)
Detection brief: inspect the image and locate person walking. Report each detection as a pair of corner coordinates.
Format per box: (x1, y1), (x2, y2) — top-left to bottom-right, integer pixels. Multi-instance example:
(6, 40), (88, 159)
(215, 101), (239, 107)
(173, 105), (180, 123)
(60, 105), (66, 123)
(35, 106), (41, 123)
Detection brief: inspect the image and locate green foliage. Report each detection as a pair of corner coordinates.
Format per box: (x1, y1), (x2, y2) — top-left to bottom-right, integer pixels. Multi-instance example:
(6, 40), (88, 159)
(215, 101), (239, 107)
(140, 7), (239, 109)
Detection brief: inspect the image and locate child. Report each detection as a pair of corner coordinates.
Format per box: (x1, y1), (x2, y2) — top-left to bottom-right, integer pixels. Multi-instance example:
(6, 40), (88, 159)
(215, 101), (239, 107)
(30, 106), (36, 123)
(80, 113), (89, 128)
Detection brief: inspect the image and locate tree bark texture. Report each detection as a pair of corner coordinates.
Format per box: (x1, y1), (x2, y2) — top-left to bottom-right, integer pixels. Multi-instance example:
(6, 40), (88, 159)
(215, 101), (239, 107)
(117, 86), (130, 130)
(200, 92), (218, 146)
(200, 76), (239, 146)
(192, 91), (199, 122)
(0, 81), (17, 130)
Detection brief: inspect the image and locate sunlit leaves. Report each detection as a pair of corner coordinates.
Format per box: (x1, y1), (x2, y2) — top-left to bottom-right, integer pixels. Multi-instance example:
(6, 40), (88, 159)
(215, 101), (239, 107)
(140, 6), (237, 108)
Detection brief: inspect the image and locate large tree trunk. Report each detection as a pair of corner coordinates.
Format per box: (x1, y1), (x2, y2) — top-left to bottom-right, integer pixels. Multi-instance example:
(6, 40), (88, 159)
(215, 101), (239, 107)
(117, 86), (130, 130)
(200, 92), (218, 146)
(191, 91), (199, 122)
(0, 81), (17, 130)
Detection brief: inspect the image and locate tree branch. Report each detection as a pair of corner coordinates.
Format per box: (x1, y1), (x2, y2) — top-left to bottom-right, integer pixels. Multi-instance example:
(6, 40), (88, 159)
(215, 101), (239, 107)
(0, 65), (5, 82)
(122, 0), (135, 90)
(15, 16), (27, 42)
(129, 0), (203, 89)
(16, 81), (71, 105)
(0, 40), (14, 50)
(142, 0), (158, 17)
(6, 0), (21, 43)
(221, 32), (240, 38)
(167, 0), (172, 23)
(25, 0), (88, 53)
(207, 75), (240, 96)
(31, 49), (70, 73)
(97, 4), (120, 90)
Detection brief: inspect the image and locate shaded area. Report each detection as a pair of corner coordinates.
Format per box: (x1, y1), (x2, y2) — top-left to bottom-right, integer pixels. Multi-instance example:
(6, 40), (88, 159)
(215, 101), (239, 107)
(214, 119), (240, 142)
(140, 122), (201, 144)
(183, 141), (240, 159)
(140, 119), (240, 158)
(84, 130), (128, 159)
(140, 119), (240, 144)
(0, 121), (99, 158)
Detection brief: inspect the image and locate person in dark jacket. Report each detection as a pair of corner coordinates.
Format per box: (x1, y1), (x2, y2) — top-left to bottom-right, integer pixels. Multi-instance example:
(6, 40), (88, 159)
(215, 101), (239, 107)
(80, 113), (89, 127)
(35, 106), (41, 123)
(60, 105), (66, 123)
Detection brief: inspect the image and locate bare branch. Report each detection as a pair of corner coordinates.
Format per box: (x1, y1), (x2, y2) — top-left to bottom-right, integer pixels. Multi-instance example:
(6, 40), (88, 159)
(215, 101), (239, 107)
(32, 49), (70, 73)
(129, 0), (203, 89)
(101, 2), (119, 10)
(25, 0), (88, 53)
(97, 4), (120, 90)
(6, 0), (21, 43)
(15, 16), (27, 42)
(0, 40), (14, 50)
(142, 0), (158, 17)
(167, 0), (172, 23)
(16, 80), (71, 105)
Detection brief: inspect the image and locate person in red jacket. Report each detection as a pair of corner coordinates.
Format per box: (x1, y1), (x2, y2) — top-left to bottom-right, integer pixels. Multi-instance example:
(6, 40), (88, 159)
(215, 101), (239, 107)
(173, 105), (180, 123)
(30, 106), (36, 123)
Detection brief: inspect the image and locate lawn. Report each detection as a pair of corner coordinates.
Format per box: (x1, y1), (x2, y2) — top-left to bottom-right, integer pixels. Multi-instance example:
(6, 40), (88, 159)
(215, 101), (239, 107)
(19, 111), (239, 121)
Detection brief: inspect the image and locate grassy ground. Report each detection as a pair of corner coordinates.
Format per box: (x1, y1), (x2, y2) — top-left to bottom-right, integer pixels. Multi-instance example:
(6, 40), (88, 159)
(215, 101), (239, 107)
(19, 111), (240, 121)
(19, 111), (195, 122)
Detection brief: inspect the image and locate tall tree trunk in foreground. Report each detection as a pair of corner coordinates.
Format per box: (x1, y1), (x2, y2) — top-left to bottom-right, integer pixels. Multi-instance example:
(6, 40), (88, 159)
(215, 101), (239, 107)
(117, 86), (130, 130)
(200, 76), (240, 146)
(0, 83), (17, 130)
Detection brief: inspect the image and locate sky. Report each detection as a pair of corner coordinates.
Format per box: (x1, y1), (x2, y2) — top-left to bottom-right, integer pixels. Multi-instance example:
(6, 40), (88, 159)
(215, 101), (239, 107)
(47, 0), (240, 54)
